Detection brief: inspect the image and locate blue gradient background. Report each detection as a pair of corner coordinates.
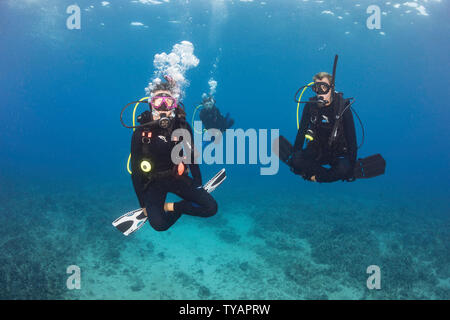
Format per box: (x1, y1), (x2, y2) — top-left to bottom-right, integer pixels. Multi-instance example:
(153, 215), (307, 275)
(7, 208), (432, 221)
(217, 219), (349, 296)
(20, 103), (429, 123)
(0, 0), (449, 299)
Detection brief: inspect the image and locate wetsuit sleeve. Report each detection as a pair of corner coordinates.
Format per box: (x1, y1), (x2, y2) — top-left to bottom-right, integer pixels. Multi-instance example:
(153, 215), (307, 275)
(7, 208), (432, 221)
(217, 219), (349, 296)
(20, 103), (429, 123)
(342, 103), (357, 165)
(130, 130), (146, 208)
(185, 122), (202, 186)
(293, 103), (311, 151)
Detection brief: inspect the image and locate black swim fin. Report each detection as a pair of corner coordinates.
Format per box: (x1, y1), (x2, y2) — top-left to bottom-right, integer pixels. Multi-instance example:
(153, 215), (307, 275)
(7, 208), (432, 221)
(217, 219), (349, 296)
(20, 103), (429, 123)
(353, 154), (386, 179)
(273, 135), (294, 164)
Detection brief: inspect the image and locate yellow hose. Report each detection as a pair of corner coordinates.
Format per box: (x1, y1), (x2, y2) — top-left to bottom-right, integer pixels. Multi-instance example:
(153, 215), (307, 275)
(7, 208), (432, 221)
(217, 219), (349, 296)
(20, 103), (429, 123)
(297, 82), (314, 129)
(192, 104), (206, 134)
(133, 97), (150, 132)
(127, 96), (149, 174)
(126, 154), (132, 174)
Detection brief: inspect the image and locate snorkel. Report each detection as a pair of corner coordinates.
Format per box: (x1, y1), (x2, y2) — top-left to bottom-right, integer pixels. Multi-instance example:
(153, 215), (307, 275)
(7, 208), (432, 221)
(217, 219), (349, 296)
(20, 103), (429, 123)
(318, 54), (338, 106)
(331, 54), (338, 100)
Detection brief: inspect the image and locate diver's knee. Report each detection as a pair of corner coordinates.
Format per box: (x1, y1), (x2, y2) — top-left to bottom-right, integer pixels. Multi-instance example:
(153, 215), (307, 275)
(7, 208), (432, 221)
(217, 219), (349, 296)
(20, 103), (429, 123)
(336, 158), (352, 176)
(149, 219), (171, 232)
(289, 151), (303, 168)
(290, 151), (311, 175)
(205, 200), (218, 217)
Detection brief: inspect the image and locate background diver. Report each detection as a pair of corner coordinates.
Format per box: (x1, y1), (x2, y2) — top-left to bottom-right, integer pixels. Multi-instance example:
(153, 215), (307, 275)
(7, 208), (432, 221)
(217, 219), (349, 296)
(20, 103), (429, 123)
(276, 55), (386, 182)
(198, 93), (234, 132)
(114, 77), (226, 235)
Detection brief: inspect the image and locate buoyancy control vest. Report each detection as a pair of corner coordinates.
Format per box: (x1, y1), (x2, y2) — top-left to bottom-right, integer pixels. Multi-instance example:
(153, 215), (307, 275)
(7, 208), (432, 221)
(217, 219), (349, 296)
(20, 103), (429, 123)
(306, 92), (351, 157)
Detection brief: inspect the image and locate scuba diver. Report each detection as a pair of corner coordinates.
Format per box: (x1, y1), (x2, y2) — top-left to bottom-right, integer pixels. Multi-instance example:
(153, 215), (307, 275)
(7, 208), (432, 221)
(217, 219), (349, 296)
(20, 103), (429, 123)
(113, 76), (226, 235)
(276, 55), (386, 182)
(197, 94), (234, 132)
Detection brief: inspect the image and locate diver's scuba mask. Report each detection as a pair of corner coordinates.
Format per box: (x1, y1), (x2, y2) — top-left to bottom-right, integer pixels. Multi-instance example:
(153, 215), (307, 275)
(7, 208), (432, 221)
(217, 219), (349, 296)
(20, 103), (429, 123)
(295, 81), (334, 107)
(150, 95), (178, 111)
(311, 82), (332, 95)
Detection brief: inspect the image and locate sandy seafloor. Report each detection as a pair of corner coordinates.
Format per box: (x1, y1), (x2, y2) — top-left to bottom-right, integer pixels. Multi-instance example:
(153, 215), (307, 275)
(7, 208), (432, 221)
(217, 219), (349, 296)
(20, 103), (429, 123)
(1, 171), (448, 300)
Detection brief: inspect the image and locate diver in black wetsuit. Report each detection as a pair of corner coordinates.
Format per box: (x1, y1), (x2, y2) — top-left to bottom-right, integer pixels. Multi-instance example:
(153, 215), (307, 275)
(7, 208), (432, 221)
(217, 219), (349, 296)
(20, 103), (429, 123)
(289, 72), (357, 182)
(276, 55), (386, 182)
(199, 95), (234, 132)
(130, 81), (217, 231)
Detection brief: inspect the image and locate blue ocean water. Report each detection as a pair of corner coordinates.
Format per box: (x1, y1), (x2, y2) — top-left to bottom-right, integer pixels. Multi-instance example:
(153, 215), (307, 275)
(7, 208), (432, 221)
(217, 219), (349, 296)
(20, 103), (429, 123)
(0, 0), (449, 299)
